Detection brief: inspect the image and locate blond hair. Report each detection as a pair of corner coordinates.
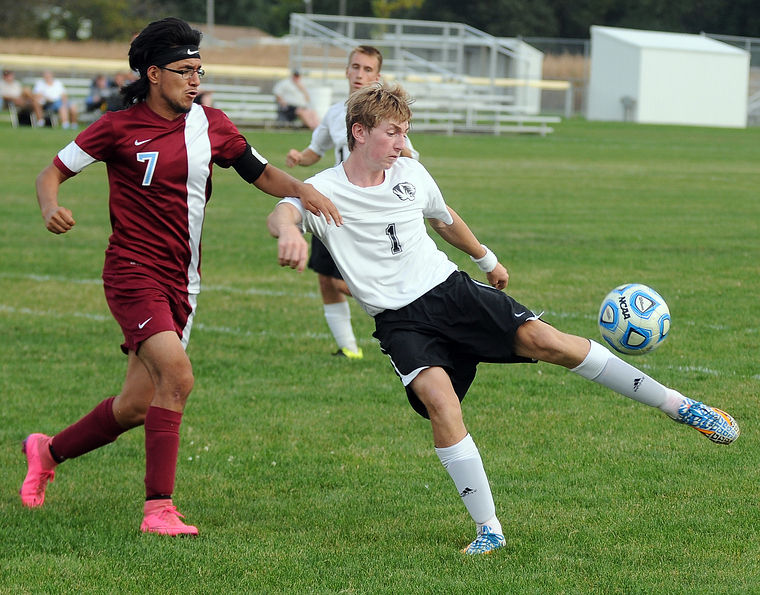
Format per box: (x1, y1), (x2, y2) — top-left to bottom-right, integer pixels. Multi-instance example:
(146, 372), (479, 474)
(345, 81), (413, 151)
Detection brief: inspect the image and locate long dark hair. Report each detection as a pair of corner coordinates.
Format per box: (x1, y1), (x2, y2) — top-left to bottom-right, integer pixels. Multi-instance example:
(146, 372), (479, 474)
(122, 17), (202, 106)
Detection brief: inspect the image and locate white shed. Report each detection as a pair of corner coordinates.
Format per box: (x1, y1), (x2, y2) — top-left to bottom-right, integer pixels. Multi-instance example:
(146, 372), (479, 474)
(587, 25), (750, 128)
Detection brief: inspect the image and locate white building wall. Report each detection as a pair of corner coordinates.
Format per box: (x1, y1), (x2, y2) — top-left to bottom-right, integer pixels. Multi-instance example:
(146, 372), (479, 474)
(637, 49), (748, 127)
(587, 25), (750, 128)
(587, 30), (641, 120)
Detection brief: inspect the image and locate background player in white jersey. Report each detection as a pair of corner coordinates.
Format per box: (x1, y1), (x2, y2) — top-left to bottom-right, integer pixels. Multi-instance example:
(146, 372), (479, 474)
(21, 17), (340, 537)
(267, 81), (739, 555)
(285, 46), (418, 359)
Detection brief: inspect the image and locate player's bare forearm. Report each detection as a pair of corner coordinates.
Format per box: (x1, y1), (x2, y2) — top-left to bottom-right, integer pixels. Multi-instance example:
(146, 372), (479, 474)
(430, 207), (509, 290)
(36, 164), (75, 234)
(267, 203), (309, 271)
(299, 149), (321, 166)
(285, 148), (321, 168)
(267, 203), (301, 237)
(254, 166), (342, 225)
(429, 207), (482, 258)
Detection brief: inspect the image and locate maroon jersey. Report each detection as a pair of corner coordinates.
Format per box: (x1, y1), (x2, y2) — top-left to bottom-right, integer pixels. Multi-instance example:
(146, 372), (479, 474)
(54, 101), (265, 294)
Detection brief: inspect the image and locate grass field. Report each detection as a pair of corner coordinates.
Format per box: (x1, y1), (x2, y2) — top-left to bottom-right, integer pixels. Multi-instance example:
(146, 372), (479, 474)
(1, 119), (759, 593)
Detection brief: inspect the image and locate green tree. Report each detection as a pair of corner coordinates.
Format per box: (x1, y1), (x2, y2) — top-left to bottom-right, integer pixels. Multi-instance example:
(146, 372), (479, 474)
(399, 0), (560, 37)
(398, 0), (760, 38)
(24, 0), (170, 41)
(0, 0), (47, 37)
(168, 0), (373, 36)
(371, 0), (423, 19)
(5, 0), (759, 41)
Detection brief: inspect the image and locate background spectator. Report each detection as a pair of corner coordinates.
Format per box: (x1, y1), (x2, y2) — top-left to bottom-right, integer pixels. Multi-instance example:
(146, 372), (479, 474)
(105, 71), (136, 111)
(85, 74), (116, 114)
(0, 69), (35, 124)
(32, 70), (78, 128)
(273, 71), (319, 129)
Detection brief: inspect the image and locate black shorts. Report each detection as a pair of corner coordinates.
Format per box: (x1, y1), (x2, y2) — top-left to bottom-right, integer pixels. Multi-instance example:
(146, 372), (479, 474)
(372, 271), (537, 418)
(278, 105), (297, 121)
(307, 235), (343, 279)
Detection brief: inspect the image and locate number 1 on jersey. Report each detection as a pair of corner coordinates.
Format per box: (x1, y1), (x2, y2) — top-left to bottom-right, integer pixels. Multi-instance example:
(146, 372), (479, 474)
(385, 223), (402, 254)
(137, 151), (159, 186)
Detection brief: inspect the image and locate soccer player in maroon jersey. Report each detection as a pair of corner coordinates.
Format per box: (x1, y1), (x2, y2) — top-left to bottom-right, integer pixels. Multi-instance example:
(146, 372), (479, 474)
(21, 17), (340, 536)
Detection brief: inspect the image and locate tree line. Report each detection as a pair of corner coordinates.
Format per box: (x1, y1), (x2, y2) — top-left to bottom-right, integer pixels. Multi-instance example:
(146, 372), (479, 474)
(3, 0), (758, 42)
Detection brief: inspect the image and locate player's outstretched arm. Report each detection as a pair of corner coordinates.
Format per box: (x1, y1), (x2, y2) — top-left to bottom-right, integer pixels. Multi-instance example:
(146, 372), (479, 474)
(285, 148), (321, 168)
(254, 165), (342, 226)
(267, 203), (309, 272)
(36, 164), (75, 234)
(428, 206), (509, 290)
(427, 206), (483, 257)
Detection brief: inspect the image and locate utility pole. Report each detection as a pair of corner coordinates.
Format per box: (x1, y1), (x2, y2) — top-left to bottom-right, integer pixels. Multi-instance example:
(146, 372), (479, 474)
(206, 0), (215, 39)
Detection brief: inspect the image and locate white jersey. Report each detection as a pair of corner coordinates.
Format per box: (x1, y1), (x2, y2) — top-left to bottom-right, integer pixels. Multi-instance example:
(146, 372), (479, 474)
(282, 158), (456, 316)
(308, 100), (351, 165)
(272, 77), (309, 108)
(33, 78), (66, 102)
(308, 99), (420, 166)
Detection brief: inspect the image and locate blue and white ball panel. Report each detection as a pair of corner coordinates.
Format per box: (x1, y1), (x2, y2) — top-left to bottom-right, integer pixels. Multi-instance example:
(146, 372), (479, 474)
(598, 283), (671, 355)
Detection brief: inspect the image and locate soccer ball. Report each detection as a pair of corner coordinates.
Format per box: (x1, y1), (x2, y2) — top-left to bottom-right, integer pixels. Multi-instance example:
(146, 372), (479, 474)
(598, 283), (671, 355)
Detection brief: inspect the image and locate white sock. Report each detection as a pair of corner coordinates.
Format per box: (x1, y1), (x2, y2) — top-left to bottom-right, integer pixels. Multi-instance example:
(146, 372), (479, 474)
(571, 340), (682, 416)
(323, 301), (358, 352)
(436, 434), (499, 531)
(478, 515), (503, 536)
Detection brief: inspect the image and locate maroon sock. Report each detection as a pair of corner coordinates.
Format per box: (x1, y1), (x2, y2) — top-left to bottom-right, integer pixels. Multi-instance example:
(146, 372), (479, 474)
(50, 396), (126, 461)
(144, 406), (182, 499)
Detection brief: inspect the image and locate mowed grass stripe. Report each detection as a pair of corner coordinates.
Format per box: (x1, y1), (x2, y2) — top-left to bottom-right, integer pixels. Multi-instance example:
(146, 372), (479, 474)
(1, 119), (759, 593)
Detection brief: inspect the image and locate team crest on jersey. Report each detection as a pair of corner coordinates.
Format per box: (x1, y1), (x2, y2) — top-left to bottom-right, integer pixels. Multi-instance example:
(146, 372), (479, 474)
(392, 182), (416, 201)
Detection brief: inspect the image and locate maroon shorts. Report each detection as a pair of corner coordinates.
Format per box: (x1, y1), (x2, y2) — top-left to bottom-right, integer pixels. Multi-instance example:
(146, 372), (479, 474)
(103, 267), (196, 354)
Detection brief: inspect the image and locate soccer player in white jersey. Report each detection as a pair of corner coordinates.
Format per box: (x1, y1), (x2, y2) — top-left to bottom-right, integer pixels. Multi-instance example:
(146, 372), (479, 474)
(267, 81), (739, 555)
(21, 17), (340, 537)
(285, 46), (418, 360)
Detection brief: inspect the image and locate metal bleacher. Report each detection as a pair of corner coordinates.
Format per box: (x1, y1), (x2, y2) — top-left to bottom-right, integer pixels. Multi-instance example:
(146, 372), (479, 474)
(1, 16), (571, 134)
(289, 13), (570, 135)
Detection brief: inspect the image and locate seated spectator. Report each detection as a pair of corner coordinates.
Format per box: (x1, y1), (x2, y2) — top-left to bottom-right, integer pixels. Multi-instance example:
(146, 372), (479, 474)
(85, 74), (116, 113)
(105, 71), (136, 112)
(273, 71), (319, 129)
(0, 69), (35, 124)
(32, 70), (78, 128)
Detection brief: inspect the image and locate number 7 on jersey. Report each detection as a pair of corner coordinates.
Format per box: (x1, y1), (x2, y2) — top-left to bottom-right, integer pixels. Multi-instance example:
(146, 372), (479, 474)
(137, 151), (159, 186)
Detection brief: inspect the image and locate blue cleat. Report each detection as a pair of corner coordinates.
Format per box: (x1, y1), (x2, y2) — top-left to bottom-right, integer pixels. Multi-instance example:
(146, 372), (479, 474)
(677, 398), (739, 445)
(461, 525), (506, 555)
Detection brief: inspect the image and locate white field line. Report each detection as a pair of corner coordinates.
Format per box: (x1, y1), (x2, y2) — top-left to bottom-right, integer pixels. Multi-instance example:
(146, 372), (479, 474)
(1, 273), (753, 379)
(0, 272), (319, 298)
(0, 272), (328, 340)
(0, 303), (334, 342)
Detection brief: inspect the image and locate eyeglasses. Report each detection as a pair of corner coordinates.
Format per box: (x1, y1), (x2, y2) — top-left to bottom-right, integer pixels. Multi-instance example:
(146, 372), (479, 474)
(159, 66), (205, 80)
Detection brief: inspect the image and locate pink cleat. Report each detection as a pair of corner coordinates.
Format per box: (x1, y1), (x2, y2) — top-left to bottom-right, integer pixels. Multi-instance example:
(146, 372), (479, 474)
(140, 500), (199, 537)
(20, 433), (56, 508)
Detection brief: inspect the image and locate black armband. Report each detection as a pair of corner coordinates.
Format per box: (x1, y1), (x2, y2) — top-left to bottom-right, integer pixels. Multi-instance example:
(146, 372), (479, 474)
(233, 143), (267, 184)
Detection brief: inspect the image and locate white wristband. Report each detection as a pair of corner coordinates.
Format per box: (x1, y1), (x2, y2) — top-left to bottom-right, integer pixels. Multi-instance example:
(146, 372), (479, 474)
(471, 244), (498, 273)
